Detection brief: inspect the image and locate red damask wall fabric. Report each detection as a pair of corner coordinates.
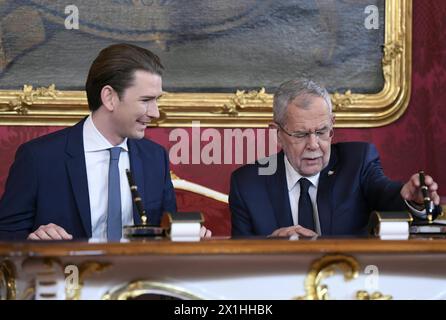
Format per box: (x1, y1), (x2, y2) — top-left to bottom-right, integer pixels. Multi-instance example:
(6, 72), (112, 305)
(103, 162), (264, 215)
(0, 1), (444, 236)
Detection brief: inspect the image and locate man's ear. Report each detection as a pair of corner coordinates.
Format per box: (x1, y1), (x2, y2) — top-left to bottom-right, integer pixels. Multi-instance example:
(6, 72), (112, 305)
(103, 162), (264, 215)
(100, 85), (117, 112)
(269, 122), (283, 149)
(331, 113), (336, 125)
(269, 122), (278, 130)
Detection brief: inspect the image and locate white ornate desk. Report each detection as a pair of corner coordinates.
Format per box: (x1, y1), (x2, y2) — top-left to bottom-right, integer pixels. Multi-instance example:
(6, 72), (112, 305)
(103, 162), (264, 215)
(1, 237), (446, 300)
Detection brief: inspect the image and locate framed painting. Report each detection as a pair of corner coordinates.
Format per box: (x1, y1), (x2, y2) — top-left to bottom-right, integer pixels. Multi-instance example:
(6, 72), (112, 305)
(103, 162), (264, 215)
(0, 0), (411, 127)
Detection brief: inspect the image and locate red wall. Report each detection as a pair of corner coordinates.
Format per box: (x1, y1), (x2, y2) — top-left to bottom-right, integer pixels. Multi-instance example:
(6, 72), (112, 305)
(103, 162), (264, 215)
(334, 0), (446, 193)
(0, 1), (444, 236)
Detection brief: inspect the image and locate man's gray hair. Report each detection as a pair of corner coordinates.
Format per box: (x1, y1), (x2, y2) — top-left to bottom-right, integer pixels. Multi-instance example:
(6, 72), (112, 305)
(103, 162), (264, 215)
(273, 78), (332, 125)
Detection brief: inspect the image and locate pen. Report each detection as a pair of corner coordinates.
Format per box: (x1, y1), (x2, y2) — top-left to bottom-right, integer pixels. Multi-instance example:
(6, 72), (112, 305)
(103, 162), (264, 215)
(419, 171), (433, 222)
(126, 169), (148, 225)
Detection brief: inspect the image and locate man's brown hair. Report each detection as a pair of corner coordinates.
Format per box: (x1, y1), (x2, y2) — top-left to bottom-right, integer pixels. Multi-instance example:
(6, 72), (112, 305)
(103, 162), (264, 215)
(85, 43), (164, 111)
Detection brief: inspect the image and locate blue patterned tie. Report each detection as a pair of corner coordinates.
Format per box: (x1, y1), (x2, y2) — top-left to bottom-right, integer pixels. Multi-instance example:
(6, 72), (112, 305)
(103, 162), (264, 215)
(107, 147), (122, 241)
(298, 178), (315, 231)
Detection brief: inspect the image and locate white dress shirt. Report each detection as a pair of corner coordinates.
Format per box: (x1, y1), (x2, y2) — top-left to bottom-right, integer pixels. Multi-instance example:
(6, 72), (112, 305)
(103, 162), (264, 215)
(284, 155), (322, 235)
(83, 115), (133, 240)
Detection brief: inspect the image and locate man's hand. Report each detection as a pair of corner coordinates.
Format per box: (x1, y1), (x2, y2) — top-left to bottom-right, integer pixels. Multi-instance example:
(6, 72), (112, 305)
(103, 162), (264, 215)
(269, 225), (317, 238)
(400, 173), (440, 206)
(200, 226), (212, 238)
(27, 223), (73, 240)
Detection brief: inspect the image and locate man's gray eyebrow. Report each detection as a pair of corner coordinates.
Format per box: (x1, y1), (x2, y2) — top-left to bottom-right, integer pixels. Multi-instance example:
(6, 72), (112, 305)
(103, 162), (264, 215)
(292, 125), (329, 133)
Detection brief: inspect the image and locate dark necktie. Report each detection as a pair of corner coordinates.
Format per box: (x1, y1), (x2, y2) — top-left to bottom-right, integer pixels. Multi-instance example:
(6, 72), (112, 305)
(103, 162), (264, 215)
(107, 147), (122, 241)
(298, 178), (315, 231)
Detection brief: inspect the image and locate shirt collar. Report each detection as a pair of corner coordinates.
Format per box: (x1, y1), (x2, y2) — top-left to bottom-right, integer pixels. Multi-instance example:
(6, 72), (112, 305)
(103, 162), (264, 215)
(284, 154), (320, 192)
(83, 115), (128, 152)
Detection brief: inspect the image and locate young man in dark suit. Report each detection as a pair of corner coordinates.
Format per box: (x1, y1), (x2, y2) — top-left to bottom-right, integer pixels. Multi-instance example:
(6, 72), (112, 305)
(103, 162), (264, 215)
(0, 44), (211, 241)
(230, 78), (441, 237)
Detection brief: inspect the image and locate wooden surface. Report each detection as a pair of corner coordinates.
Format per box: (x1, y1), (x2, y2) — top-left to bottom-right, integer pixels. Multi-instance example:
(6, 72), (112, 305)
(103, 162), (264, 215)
(1, 236), (446, 257)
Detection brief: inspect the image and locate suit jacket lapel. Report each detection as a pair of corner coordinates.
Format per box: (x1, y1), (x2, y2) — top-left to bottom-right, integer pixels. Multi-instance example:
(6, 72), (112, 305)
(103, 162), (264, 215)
(65, 118), (92, 237)
(267, 151), (293, 228)
(128, 140), (145, 225)
(317, 146), (338, 235)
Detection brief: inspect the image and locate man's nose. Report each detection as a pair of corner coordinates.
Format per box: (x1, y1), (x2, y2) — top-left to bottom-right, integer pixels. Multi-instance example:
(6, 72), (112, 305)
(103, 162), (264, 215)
(146, 102), (160, 119)
(306, 133), (320, 149)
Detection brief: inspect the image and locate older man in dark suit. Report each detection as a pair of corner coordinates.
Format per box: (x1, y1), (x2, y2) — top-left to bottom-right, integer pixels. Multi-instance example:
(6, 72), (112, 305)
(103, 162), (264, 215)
(229, 78), (441, 237)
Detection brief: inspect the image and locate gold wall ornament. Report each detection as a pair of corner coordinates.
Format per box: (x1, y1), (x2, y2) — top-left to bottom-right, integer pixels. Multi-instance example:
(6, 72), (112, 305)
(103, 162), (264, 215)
(0, 260), (17, 300)
(65, 261), (111, 300)
(0, 0), (411, 128)
(212, 104), (240, 117)
(331, 90), (366, 111)
(382, 40), (404, 67)
(211, 88), (271, 117)
(0, 84), (61, 116)
(103, 280), (203, 300)
(295, 254), (360, 300)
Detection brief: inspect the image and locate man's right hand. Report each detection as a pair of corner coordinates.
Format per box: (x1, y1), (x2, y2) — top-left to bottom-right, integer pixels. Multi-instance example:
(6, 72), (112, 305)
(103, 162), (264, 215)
(269, 225), (317, 238)
(27, 223), (73, 240)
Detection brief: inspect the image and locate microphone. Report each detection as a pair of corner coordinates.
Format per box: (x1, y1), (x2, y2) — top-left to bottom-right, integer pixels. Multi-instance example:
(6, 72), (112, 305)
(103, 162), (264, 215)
(123, 169), (164, 238)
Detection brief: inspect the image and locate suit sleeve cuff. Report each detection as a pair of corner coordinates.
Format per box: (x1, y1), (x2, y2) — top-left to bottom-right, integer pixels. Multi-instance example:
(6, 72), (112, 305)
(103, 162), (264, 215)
(405, 199), (426, 219)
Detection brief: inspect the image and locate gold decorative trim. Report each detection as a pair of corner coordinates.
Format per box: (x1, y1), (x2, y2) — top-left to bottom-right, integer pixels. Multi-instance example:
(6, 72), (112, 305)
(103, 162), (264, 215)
(0, 1), (411, 128)
(211, 88), (270, 117)
(296, 254), (393, 300)
(103, 280), (203, 300)
(331, 90), (365, 111)
(0, 260), (16, 300)
(2, 238), (446, 256)
(19, 286), (35, 300)
(0, 84), (61, 116)
(296, 254), (360, 300)
(356, 290), (392, 300)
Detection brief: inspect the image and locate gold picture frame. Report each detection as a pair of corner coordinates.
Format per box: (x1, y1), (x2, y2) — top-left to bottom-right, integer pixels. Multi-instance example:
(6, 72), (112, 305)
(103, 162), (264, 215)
(0, 0), (411, 128)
